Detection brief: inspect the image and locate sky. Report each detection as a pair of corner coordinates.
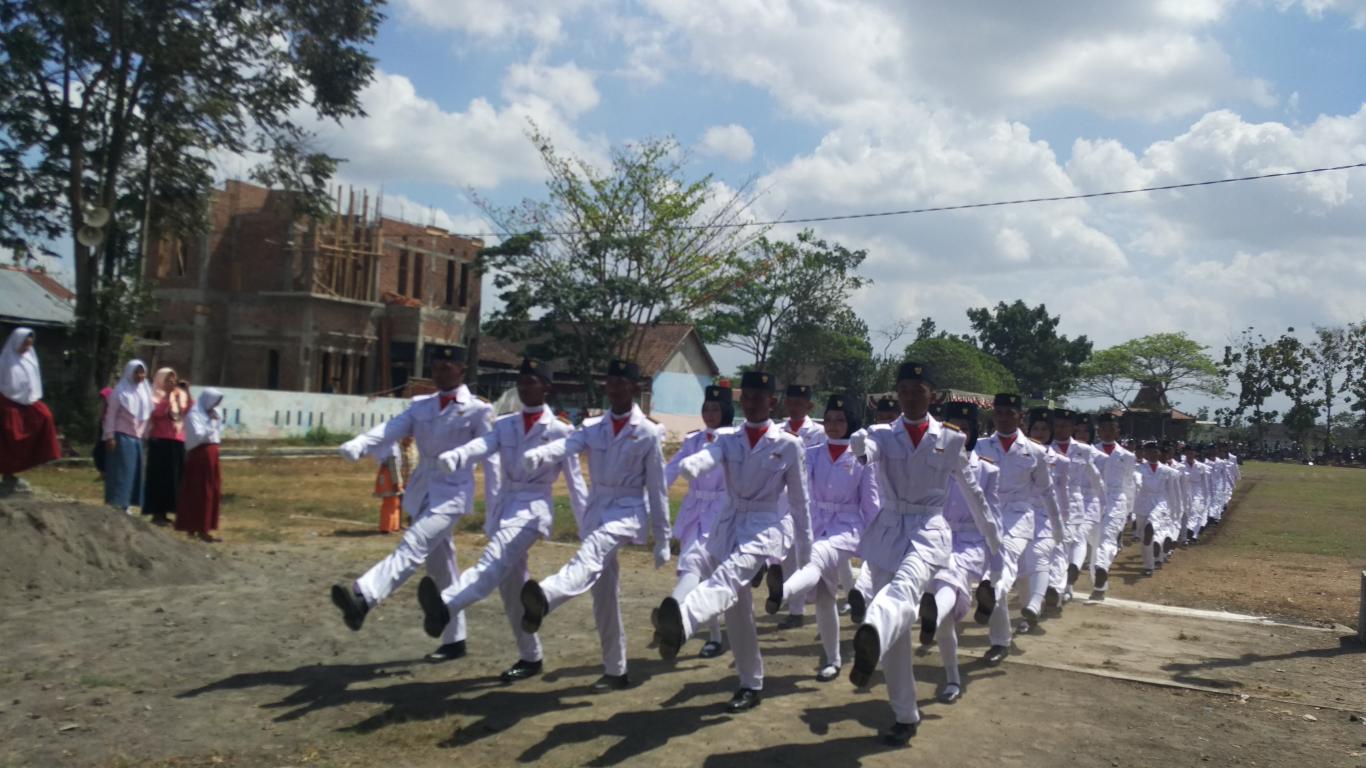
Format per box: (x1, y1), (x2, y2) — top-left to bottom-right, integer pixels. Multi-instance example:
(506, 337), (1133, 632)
(232, 1), (1366, 413)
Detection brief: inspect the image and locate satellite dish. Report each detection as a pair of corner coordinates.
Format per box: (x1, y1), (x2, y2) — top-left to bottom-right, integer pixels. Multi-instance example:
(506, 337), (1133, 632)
(76, 225), (106, 248)
(83, 206), (111, 228)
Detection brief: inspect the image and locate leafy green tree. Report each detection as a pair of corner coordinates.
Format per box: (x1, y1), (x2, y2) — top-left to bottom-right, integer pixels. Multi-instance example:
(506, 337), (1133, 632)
(965, 300), (1092, 399)
(1307, 324), (1361, 453)
(1220, 327), (1280, 447)
(701, 229), (869, 368)
(901, 336), (1018, 395)
(479, 131), (765, 399)
(1282, 402), (1318, 448)
(768, 307), (875, 397)
(1075, 332), (1225, 409)
(0, 0), (384, 423)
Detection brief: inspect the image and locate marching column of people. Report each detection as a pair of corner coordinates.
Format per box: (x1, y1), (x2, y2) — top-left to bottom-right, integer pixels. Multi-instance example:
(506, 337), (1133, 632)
(320, 348), (1241, 746)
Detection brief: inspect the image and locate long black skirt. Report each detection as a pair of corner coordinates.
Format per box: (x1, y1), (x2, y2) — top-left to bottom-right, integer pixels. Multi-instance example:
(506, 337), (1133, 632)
(143, 438), (186, 518)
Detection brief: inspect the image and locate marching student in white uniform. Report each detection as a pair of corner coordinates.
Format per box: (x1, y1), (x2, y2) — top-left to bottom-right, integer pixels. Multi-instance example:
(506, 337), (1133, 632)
(1023, 407), (1069, 628)
(1205, 446), (1230, 523)
(1180, 443), (1212, 542)
(846, 362), (998, 746)
(1158, 441), (1187, 557)
(775, 383), (826, 629)
(518, 359), (672, 691)
(973, 395), (1062, 657)
(662, 383), (737, 659)
(765, 393), (879, 681)
(847, 396), (903, 625)
(918, 401), (1002, 704)
(1133, 440), (1185, 576)
(655, 370), (812, 714)
(330, 346), (499, 661)
(1090, 413), (1138, 596)
(1047, 409), (1106, 605)
(413, 357), (588, 684)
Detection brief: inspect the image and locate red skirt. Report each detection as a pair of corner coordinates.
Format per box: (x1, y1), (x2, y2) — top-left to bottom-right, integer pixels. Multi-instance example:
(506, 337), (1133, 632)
(0, 394), (61, 474)
(175, 444), (221, 534)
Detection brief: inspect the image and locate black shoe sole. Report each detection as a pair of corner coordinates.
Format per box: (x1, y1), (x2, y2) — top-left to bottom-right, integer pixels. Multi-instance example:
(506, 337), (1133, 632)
(417, 577), (450, 639)
(848, 589), (867, 625)
(330, 585), (365, 631)
(750, 564), (767, 589)
(1067, 563), (1080, 585)
(884, 723), (918, 745)
(983, 646), (1009, 666)
(974, 580), (995, 625)
(520, 580), (548, 634)
(500, 662), (543, 684)
(698, 641), (725, 659)
(1021, 607), (1039, 630)
(657, 597), (684, 660)
(725, 693), (761, 713)
(850, 624), (879, 688)
(1044, 587), (1060, 608)
(1094, 568), (1109, 590)
(919, 591), (937, 645)
(764, 565), (784, 615)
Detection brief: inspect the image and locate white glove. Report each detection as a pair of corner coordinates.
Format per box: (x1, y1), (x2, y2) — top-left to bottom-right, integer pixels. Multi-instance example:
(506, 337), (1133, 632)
(678, 453), (706, 481)
(439, 449), (465, 474)
(522, 448), (545, 474)
(338, 439), (365, 462)
(850, 431), (867, 457)
(653, 541), (671, 569)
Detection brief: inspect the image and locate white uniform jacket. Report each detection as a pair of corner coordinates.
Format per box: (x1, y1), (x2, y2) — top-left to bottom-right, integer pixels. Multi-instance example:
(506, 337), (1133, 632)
(853, 416), (999, 572)
(975, 431), (1062, 542)
(680, 421), (812, 564)
(526, 404), (670, 546)
(341, 385), (498, 518)
(665, 427), (734, 547)
(442, 408), (588, 538)
(806, 442), (881, 552)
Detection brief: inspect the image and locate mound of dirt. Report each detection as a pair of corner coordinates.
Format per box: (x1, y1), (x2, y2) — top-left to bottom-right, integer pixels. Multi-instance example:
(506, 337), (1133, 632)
(0, 498), (227, 596)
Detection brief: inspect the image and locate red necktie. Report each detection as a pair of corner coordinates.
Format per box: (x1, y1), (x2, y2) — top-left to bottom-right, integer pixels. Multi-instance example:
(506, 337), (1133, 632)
(1149, 462), (1158, 471)
(904, 419), (929, 448)
(1102, 443), (1116, 456)
(706, 432), (715, 443)
(788, 417), (804, 435)
(612, 416), (628, 436)
(1057, 440), (1069, 455)
(828, 443), (848, 462)
(745, 425), (767, 448)
(522, 411), (540, 433)
(1000, 433), (1017, 453)
(439, 394), (457, 410)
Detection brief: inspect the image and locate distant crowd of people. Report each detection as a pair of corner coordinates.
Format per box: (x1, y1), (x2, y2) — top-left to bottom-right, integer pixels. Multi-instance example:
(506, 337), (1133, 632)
(0, 327), (225, 541)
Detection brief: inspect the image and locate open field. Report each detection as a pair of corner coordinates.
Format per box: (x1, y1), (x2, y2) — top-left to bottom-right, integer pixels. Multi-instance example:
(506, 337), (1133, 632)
(23, 458), (1366, 625)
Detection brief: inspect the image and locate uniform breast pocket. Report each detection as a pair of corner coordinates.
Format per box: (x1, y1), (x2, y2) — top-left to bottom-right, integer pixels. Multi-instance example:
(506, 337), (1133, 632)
(764, 452), (791, 475)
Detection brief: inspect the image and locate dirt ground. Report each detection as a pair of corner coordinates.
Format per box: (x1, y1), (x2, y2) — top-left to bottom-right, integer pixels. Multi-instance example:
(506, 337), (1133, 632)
(2, 502), (1365, 768)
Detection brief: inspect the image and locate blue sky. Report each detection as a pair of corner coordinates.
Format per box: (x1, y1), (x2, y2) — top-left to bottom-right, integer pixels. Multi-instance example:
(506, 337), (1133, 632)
(243, 1), (1366, 414)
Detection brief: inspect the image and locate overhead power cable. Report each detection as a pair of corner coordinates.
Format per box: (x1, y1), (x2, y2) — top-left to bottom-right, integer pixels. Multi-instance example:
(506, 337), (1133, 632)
(451, 162), (1366, 239)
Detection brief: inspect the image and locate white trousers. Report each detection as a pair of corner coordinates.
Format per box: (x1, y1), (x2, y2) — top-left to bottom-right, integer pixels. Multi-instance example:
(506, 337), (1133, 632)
(672, 539), (723, 643)
(782, 547), (808, 616)
(355, 506), (466, 644)
(541, 526), (634, 676)
(862, 551), (939, 724)
(679, 548), (766, 690)
(1092, 498), (1131, 590)
(782, 540), (847, 667)
(440, 523), (544, 662)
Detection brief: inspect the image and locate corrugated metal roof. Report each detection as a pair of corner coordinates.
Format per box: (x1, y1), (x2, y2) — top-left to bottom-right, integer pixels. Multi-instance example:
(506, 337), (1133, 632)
(0, 268), (75, 326)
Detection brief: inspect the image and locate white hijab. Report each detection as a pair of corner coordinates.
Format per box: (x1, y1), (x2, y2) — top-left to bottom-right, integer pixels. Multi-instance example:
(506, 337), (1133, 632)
(113, 359), (154, 423)
(185, 388), (223, 452)
(0, 327), (42, 405)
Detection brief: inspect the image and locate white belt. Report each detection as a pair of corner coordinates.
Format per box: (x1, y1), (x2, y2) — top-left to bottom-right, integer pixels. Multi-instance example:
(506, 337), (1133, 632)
(732, 498), (779, 514)
(813, 500), (859, 516)
(891, 500), (943, 517)
(594, 483), (644, 502)
(690, 489), (726, 502)
(503, 481), (552, 494)
(947, 520), (984, 533)
(1000, 499), (1034, 515)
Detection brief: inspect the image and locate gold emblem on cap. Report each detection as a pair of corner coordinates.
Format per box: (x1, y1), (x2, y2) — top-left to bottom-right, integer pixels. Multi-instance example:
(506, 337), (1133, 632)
(914, 366), (922, 374)
(529, 360), (537, 368)
(761, 375), (768, 383)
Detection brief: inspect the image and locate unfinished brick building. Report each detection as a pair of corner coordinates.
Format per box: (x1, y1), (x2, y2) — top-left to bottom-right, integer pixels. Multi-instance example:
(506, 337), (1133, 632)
(143, 180), (482, 394)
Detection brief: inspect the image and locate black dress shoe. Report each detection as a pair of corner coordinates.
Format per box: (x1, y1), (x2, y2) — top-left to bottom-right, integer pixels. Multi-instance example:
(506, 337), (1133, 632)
(1094, 567), (1109, 590)
(974, 579), (995, 625)
(699, 640), (725, 658)
(847, 589), (867, 625)
(983, 644), (1009, 666)
(500, 659), (543, 683)
(764, 564), (785, 615)
(426, 641), (466, 661)
(330, 584), (369, 631)
(778, 614), (805, 630)
(417, 576), (451, 638)
(849, 624), (880, 688)
(1067, 563), (1080, 585)
(591, 673), (630, 692)
(656, 597), (684, 660)
(1142, 568), (1154, 577)
(750, 564), (768, 589)
(918, 591), (937, 645)
(884, 721), (918, 745)
(520, 579), (549, 634)
(1044, 586), (1060, 608)
(725, 688), (761, 713)
(1021, 607), (1039, 630)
